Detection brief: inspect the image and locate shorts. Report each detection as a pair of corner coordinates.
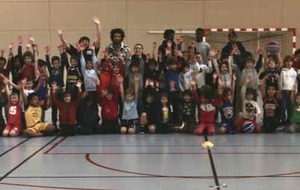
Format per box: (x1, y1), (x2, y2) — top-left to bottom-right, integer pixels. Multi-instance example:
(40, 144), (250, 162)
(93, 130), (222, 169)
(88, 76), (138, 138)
(4, 123), (22, 133)
(101, 119), (119, 134)
(121, 119), (138, 129)
(27, 122), (48, 133)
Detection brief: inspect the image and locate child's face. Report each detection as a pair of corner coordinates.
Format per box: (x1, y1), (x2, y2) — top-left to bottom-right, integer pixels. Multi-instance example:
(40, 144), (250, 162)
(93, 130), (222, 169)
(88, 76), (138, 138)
(296, 95), (300, 104)
(38, 65), (46, 72)
(52, 60), (60, 69)
(130, 66), (139, 74)
(267, 86), (276, 97)
(160, 96), (168, 104)
(268, 59), (276, 69)
(24, 56), (32, 64)
(195, 54), (202, 63)
(86, 61), (93, 70)
(0, 60), (6, 69)
(285, 60), (293, 68)
(217, 85), (224, 96)
(26, 81), (33, 90)
(106, 93), (113, 100)
(134, 45), (143, 55)
(169, 63), (177, 70)
(64, 94), (71, 103)
(225, 92), (232, 102)
(148, 64), (156, 71)
(201, 96), (209, 103)
(30, 96), (40, 107)
(113, 66), (120, 74)
(70, 58), (78, 67)
(14, 58), (21, 68)
(125, 93), (134, 102)
(10, 95), (19, 105)
(187, 48), (195, 58)
(183, 94), (191, 102)
(246, 93), (254, 100)
(220, 64), (228, 73)
(80, 39), (89, 49)
(246, 61), (254, 69)
(146, 95), (154, 103)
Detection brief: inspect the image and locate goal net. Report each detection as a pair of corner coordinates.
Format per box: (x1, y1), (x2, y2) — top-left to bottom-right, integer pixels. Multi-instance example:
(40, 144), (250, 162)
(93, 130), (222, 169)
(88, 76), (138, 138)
(180, 28), (296, 58)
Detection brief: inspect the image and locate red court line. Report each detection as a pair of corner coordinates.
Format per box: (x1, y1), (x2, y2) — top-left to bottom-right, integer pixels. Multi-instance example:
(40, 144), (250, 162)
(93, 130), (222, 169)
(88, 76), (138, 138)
(0, 182), (113, 190)
(44, 137), (67, 154)
(85, 153), (300, 179)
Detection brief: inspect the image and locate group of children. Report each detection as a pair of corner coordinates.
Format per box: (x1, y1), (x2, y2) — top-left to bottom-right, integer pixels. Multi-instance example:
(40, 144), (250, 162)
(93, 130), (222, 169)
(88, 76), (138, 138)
(1, 24), (300, 137)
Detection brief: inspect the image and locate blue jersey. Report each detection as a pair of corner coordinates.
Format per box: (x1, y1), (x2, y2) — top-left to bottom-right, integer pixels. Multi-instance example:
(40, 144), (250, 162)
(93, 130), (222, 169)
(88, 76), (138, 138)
(220, 101), (235, 124)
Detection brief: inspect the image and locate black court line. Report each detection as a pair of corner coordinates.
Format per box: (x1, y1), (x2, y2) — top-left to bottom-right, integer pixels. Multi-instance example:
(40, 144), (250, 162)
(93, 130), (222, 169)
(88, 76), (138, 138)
(204, 134), (221, 190)
(4, 175), (300, 179)
(0, 138), (30, 158)
(0, 136), (59, 182)
(41, 144), (300, 147)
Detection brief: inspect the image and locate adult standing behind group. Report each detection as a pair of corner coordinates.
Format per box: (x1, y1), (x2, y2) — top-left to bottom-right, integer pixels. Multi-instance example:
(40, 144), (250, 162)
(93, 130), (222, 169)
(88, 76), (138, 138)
(57, 17), (101, 61)
(105, 28), (131, 76)
(195, 28), (211, 65)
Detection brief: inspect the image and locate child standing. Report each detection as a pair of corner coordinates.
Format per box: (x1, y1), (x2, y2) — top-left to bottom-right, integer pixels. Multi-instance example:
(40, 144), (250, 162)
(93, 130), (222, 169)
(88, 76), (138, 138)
(45, 46), (65, 127)
(119, 75), (140, 134)
(51, 81), (82, 136)
(140, 89), (158, 134)
(261, 82), (281, 133)
(280, 55), (297, 128)
(99, 86), (120, 134)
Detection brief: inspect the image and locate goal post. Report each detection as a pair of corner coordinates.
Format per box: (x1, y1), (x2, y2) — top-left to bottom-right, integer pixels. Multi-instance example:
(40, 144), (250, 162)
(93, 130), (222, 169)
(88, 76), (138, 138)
(148, 28), (296, 57)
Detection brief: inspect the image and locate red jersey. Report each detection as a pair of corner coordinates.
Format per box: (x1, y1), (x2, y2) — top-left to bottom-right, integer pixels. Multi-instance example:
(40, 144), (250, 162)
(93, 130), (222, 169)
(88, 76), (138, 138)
(100, 87), (120, 120)
(193, 90), (221, 124)
(98, 69), (112, 93)
(51, 92), (81, 125)
(21, 63), (34, 80)
(7, 103), (22, 127)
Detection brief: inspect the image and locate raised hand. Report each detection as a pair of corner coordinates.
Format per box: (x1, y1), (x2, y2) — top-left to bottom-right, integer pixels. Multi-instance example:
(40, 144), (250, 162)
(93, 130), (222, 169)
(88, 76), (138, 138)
(93, 17), (100, 25)
(210, 50), (219, 58)
(28, 35), (35, 45)
(8, 42), (13, 50)
(190, 80), (196, 90)
(152, 41), (157, 49)
(89, 45), (95, 51)
(245, 75), (252, 84)
(257, 47), (263, 55)
(75, 80), (83, 88)
(213, 72), (218, 80)
(26, 43), (31, 51)
(232, 73), (237, 81)
(45, 46), (50, 54)
(33, 44), (39, 53)
(190, 40), (196, 48)
(57, 29), (64, 37)
(17, 35), (23, 45)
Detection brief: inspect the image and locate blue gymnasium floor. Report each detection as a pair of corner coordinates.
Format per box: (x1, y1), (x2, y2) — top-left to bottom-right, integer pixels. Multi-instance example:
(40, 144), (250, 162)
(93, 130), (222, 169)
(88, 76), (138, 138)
(0, 133), (299, 190)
